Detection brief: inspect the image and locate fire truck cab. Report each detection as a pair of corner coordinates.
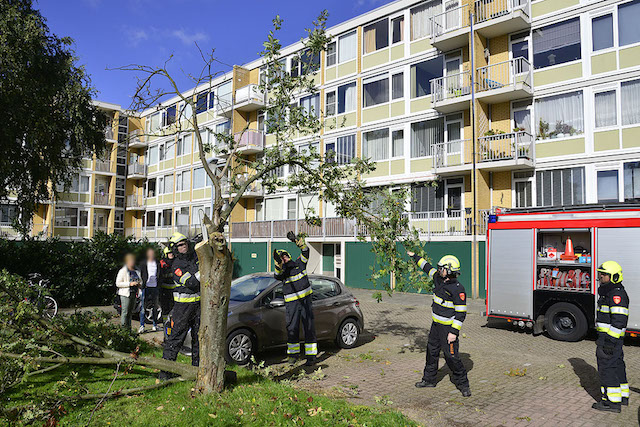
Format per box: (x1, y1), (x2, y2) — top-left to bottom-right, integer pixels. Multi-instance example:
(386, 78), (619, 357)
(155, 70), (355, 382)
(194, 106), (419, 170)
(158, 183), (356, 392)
(486, 204), (640, 341)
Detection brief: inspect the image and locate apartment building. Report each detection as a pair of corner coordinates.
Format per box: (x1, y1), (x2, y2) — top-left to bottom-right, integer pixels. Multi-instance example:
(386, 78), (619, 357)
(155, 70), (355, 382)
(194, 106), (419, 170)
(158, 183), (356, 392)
(6, 0), (640, 297)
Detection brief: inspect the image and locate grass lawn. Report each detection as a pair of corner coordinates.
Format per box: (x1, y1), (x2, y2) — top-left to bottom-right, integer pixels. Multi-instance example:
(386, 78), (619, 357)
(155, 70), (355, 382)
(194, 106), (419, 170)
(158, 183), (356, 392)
(3, 349), (417, 426)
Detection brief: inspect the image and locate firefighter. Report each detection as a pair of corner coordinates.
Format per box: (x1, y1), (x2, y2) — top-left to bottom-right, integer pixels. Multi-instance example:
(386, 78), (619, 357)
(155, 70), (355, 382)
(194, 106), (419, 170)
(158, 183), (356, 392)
(159, 246), (175, 327)
(274, 236), (317, 366)
(407, 251), (471, 397)
(593, 261), (629, 413)
(161, 232), (200, 376)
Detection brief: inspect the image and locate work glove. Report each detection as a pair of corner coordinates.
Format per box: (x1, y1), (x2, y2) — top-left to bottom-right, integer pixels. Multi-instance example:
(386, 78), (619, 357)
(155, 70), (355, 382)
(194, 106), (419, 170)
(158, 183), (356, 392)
(273, 249), (282, 266)
(603, 339), (615, 356)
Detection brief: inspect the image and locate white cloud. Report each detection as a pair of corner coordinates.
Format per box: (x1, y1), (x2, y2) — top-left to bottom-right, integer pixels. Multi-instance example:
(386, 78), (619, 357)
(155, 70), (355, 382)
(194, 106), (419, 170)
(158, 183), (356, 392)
(171, 29), (209, 46)
(126, 29), (149, 47)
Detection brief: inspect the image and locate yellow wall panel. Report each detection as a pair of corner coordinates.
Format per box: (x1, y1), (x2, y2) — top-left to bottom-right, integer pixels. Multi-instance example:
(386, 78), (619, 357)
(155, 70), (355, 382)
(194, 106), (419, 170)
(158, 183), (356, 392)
(619, 45), (640, 70)
(338, 60), (357, 77)
(362, 104), (390, 123)
(410, 38), (432, 55)
(531, 0), (579, 18)
(622, 126), (640, 148)
(536, 138), (585, 157)
(363, 49), (389, 70)
(390, 44), (404, 61)
(365, 161), (390, 178)
(594, 130), (620, 152)
(411, 158), (433, 173)
(325, 66), (336, 82)
(390, 159), (404, 175)
(390, 101), (405, 117)
(591, 51), (617, 75)
(410, 97), (432, 113)
(533, 62), (582, 87)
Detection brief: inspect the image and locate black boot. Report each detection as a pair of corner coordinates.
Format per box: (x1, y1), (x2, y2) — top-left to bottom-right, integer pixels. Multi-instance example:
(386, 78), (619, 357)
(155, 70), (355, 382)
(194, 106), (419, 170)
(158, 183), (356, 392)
(287, 355), (299, 365)
(592, 401), (621, 413)
(304, 356), (317, 366)
(458, 386), (472, 397)
(622, 397), (629, 406)
(415, 380), (437, 388)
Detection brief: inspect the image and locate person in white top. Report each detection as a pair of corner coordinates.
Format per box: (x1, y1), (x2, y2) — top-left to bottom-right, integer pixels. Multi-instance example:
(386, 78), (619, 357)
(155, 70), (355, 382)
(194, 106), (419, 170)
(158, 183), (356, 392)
(139, 247), (161, 332)
(115, 253), (142, 330)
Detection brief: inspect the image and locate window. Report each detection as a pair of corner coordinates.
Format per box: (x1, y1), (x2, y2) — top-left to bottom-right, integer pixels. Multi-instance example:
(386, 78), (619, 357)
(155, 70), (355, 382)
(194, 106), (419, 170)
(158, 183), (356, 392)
(291, 49), (320, 77)
(79, 175), (90, 193)
(287, 199), (297, 220)
(147, 178), (156, 197)
(410, 1), (441, 40)
(326, 91), (336, 116)
(217, 81), (233, 109)
(392, 73), (404, 99)
(178, 102), (192, 121)
(193, 167), (206, 189)
(0, 204), (18, 225)
(533, 18), (581, 69)
(264, 197), (283, 221)
(621, 79), (640, 125)
(412, 182), (444, 212)
(594, 90), (617, 128)
(165, 140), (175, 160)
(216, 121), (231, 135)
(363, 18), (388, 54)
(624, 162), (640, 201)
(165, 105), (177, 126)
(392, 129), (404, 157)
(196, 92), (208, 114)
(592, 14), (614, 51)
(511, 32), (529, 61)
(163, 174), (174, 194)
(148, 112), (162, 132)
(411, 57), (443, 98)
(145, 211), (155, 228)
(392, 16), (404, 44)
(177, 170), (191, 192)
(162, 208), (172, 226)
(534, 91), (584, 140)
(298, 194), (319, 219)
(411, 118), (444, 158)
(208, 90), (216, 110)
(619, 0), (640, 46)
(337, 82), (357, 114)
(55, 207), (78, 227)
(299, 94), (320, 118)
(363, 129), (389, 161)
(338, 31), (357, 63)
(192, 205), (211, 224)
(514, 171), (534, 208)
(597, 170), (620, 203)
(326, 42), (337, 67)
(536, 167), (584, 207)
(363, 76), (389, 107)
(177, 134), (192, 156)
(310, 278), (340, 301)
(79, 211), (88, 227)
(148, 145), (158, 164)
(326, 134), (356, 165)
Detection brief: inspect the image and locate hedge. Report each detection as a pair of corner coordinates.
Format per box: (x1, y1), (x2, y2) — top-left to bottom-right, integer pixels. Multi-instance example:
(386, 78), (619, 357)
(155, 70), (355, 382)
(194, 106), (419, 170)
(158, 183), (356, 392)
(0, 232), (159, 307)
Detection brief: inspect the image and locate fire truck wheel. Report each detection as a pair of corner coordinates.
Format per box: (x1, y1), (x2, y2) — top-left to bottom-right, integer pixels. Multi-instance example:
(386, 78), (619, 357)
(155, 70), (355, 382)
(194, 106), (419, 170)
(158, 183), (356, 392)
(544, 302), (588, 342)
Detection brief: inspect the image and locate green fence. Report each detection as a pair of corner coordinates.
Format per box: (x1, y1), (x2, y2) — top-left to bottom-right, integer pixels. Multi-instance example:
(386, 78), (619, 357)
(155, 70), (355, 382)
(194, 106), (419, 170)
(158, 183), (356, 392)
(231, 242), (268, 278)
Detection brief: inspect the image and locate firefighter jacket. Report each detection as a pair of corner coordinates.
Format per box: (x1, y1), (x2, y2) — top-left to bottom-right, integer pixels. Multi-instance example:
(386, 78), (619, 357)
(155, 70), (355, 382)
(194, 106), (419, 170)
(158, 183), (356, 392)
(159, 257), (175, 290)
(596, 282), (629, 341)
(274, 245), (312, 303)
(171, 251), (200, 303)
(412, 254), (467, 336)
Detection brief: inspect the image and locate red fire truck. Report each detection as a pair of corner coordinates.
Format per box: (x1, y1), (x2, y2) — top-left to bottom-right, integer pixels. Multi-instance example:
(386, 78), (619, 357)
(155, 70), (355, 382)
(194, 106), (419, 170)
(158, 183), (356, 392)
(485, 204), (640, 341)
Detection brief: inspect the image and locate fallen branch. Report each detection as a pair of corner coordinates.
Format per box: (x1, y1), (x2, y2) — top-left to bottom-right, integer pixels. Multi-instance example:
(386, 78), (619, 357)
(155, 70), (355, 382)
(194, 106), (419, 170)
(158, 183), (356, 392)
(73, 376), (186, 400)
(86, 361), (121, 426)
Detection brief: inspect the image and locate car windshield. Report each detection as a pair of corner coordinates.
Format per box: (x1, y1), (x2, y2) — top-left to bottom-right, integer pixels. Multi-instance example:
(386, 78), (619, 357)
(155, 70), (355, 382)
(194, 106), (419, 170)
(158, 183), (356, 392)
(230, 276), (274, 302)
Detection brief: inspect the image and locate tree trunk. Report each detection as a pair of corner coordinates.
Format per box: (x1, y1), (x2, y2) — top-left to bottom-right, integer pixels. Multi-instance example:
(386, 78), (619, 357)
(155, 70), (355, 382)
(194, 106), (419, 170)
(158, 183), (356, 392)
(194, 224), (233, 394)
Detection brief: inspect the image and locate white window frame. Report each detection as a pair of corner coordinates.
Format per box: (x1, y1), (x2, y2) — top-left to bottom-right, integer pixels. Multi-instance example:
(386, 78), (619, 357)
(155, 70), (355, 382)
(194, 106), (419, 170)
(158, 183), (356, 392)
(512, 171), (535, 208)
(590, 7), (617, 54)
(390, 13), (405, 46)
(362, 17), (390, 56)
(362, 127), (390, 162)
(593, 83), (620, 131)
(509, 32), (531, 75)
(362, 68), (404, 110)
(326, 81), (357, 116)
(594, 162), (624, 203)
(325, 90), (337, 117)
(390, 126), (405, 159)
(330, 30), (357, 66)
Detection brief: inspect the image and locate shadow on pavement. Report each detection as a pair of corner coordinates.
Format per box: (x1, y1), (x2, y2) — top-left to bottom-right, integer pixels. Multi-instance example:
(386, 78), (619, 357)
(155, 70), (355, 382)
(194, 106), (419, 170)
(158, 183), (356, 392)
(433, 352), (474, 385)
(568, 357), (600, 402)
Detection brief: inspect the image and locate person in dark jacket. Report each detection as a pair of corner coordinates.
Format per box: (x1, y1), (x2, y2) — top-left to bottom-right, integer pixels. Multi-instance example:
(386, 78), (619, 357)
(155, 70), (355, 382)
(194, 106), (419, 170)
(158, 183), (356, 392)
(139, 247), (161, 332)
(159, 246), (175, 325)
(408, 251), (471, 397)
(161, 232), (200, 374)
(593, 261), (630, 413)
(274, 236), (317, 366)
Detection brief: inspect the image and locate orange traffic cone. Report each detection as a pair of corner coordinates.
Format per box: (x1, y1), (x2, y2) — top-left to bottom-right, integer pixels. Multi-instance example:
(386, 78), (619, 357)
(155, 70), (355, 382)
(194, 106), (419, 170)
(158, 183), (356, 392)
(560, 237), (576, 260)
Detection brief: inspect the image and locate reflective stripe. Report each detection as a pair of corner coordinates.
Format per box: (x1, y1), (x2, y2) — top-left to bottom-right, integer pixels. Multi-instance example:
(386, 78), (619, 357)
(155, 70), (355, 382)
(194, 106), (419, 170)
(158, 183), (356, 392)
(161, 283), (176, 289)
(452, 319), (463, 330)
(428, 268), (437, 279)
(284, 286), (312, 302)
(598, 305), (610, 313)
(607, 326), (625, 339)
(173, 292), (201, 303)
(601, 386), (606, 401)
(285, 271), (307, 284)
(417, 258), (428, 270)
(454, 305), (467, 312)
(275, 266), (283, 274)
(300, 253), (308, 263)
(287, 343), (300, 354)
(596, 322), (611, 333)
(607, 387), (622, 402)
(433, 295), (454, 308)
(304, 343), (318, 356)
(621, 383), (630, 398)
(610, 306), (629, 315)
(180, 272), (192, 284)
(432, 313), (454, 325)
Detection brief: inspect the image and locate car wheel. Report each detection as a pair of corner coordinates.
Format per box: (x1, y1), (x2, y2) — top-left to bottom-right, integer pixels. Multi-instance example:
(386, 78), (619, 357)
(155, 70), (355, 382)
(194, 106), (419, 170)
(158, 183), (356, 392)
(336, 318), (359, 349)
(544, 302), (588, 342)
(226, 329), (254, 365)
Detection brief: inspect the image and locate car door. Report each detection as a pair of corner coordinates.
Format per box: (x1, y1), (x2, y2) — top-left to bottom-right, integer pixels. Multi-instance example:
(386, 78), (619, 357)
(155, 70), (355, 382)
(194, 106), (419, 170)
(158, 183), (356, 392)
(257, 283), (287, 347)
(309, 277), (343, 339)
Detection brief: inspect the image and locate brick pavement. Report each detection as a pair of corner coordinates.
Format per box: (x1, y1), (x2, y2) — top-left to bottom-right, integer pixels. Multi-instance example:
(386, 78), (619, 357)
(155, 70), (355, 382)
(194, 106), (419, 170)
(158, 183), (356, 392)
(281, 289), (640, 427)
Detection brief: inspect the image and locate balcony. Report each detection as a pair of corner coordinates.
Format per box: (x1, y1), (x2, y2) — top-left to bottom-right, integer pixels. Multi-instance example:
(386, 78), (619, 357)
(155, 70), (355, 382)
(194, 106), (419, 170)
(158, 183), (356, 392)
(94, 159), (114, 174)
(215, 97), (234, 118)
(222, 174), (264, 198)
(93, 192), (113, 207)
(127, 162), (147, 179)
(234, 129), (265, 154)
(433, 139), (472, 175)
(429, 3), (471, 52)
(430, 71), (472, 113)
(126, 225), (200, 241)
(474, 0), (530, 39)
(234, 84), (266, 112)
(128, 129), (146, 148)
(478, 131), (534, 170)
(105, 126), (115, 141)
(126, 195), (145, 210)
(476, 58), (532, 103)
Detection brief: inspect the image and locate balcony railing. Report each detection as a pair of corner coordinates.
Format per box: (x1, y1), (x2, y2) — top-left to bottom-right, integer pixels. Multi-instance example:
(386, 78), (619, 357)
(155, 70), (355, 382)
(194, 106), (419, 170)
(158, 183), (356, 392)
(476, 57), (531, 93)
(430, 2), (470, 38)
(93, 192), (113, 206)
(95, 159), (113, 173)
(433, 139), (470, 170)
(231, 212), (491, 240)
(235, 84), (266, 105)
(431, 71), (472, 103)
(222, 174), (264, 197)
(478, 131), (534, 163)
(127, 162), (147, 177)
(126, 225), (201, 240)
(128, 129), (145, 147)
(474, 0), (529, 24)
(233, 129), (265, 152)
(126, 194), (144, 209)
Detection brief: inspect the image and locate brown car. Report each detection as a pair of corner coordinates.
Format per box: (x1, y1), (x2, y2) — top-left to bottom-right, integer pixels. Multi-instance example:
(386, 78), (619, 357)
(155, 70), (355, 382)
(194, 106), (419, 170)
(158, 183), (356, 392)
(225, 272), (364, 364)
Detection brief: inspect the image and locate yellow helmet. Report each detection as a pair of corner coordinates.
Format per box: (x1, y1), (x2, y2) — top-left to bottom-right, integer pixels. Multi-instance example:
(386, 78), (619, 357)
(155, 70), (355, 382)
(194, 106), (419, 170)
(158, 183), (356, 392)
(169, 232), (188, 245)
(438, 255), (461, 274)
(163, 246), (171, 256)
(597, 261), (623, 284)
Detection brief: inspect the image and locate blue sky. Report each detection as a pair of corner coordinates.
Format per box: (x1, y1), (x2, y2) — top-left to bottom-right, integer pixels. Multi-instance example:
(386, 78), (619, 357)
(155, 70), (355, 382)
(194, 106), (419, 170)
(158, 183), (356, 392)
(37, 0), (391, 109)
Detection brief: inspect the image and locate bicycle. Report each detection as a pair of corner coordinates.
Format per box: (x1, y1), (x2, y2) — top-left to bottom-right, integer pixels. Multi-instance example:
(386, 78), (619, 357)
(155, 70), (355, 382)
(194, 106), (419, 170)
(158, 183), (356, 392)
(27, 273), (58, 320)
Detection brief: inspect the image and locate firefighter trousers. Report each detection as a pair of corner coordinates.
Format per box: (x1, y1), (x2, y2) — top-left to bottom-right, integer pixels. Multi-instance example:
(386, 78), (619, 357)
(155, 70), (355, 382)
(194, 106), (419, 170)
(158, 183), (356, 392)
(285, 295), (317, 357)
(159, 287), (174, 321)
(422, 323), (469, 388)
(596, 336), (629, 404)
(163, 301), (200, 366)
